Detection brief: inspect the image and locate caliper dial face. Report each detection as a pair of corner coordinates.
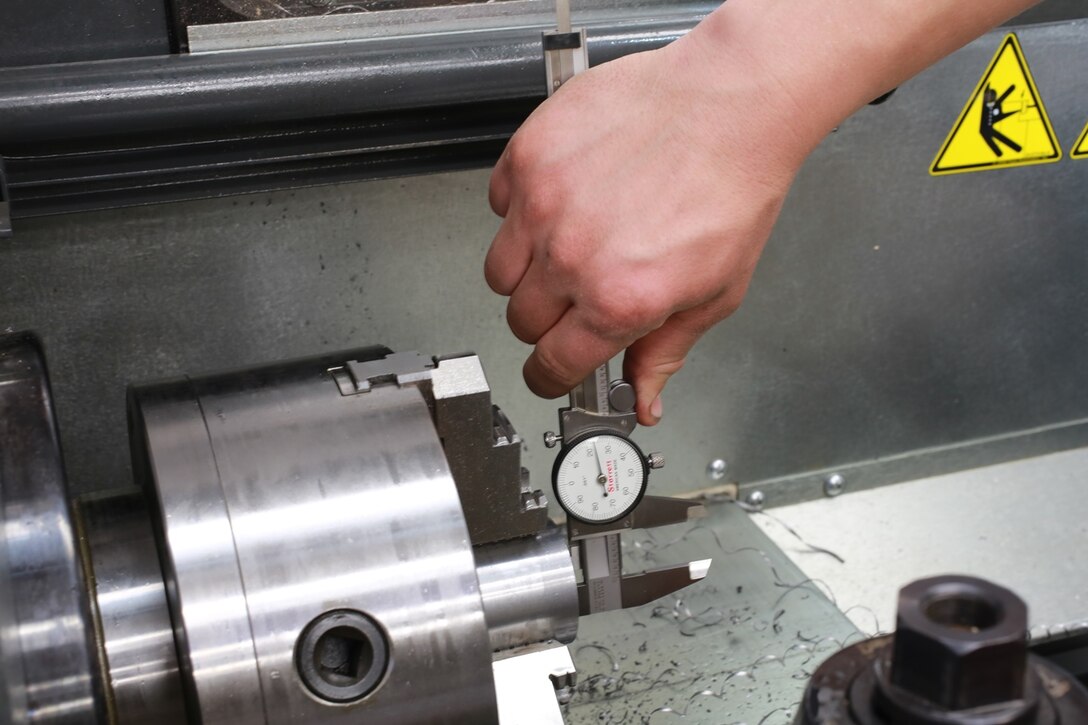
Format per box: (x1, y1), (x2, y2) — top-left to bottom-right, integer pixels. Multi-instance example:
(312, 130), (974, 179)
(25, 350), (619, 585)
(553, 433), (648, 524)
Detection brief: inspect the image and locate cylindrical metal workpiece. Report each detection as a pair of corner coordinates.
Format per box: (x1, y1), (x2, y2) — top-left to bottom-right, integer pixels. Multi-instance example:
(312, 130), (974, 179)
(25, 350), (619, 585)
(74, 491), (186, 725)
(129, 348), (499, 724)
(474, 526), (579, 653)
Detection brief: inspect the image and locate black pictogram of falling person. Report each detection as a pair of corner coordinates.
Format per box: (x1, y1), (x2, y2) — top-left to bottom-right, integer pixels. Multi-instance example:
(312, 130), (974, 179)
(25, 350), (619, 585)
(980, 84), (1022, 157)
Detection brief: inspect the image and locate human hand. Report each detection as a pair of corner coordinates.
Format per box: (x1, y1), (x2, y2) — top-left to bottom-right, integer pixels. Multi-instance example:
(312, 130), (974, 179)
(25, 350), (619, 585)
(484, 25), (811, 426)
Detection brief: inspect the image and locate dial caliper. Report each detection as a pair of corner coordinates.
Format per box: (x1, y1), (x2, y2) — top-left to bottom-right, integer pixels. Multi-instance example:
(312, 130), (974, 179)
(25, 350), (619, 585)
(541, 4), (710, 616)
(545, 364), (711, 615)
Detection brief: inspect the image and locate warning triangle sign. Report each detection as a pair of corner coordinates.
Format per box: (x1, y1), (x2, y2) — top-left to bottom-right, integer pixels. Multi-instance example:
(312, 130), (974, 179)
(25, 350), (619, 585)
(1071, 122), (1088, 159)
(931, 34), (1061, 175)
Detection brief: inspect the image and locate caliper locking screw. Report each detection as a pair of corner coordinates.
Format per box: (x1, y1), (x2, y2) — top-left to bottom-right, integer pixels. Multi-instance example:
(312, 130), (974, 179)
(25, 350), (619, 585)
(543, 431), (563, 449)
(646, 452), (665, 470)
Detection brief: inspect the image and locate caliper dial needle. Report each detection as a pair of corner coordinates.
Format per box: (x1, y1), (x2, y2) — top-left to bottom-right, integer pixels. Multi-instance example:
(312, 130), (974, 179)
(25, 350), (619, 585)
(593, 440), (610, 497)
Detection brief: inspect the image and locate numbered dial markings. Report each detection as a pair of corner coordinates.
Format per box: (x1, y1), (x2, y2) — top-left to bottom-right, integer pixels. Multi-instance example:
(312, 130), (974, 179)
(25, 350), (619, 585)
(553, 434), (647, 523)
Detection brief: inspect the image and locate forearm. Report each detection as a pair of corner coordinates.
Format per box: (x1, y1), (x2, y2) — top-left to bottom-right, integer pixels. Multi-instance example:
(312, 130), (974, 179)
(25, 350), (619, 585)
(677, 0), (1042, 163)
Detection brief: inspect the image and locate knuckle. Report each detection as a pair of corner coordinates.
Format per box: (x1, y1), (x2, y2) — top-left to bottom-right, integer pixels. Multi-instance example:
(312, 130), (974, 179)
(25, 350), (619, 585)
(521, 185), (559, 226)
(627, 348), (687, 380)
(532, 345), (575, 388)
(591, 287), (667, 336)
(483, 253), (513, 295)
(487, 183), (507, 217)
(506, 304), (541, 344)
(504, 135), (537, 177)
(545, 237), (582, 277)
(652, 356), (688, 378)
(720, 291), (744, 317)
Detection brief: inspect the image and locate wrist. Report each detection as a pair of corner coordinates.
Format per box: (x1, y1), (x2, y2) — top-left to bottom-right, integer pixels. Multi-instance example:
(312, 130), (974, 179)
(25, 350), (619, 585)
(665, 1), (838, 176)
(677, 0), (1040, 163)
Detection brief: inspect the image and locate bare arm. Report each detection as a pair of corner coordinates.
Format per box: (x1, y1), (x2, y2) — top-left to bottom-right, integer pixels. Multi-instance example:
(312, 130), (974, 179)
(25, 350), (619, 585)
(485, 0), (1040, 425)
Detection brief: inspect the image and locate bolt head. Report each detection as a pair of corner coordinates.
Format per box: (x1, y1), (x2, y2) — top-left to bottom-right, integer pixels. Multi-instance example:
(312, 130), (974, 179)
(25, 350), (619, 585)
(887, 575), (1029, 711)
(706, 459), (728, 480)
(744, 490), (765, 510)
(824, 473), (846, 497)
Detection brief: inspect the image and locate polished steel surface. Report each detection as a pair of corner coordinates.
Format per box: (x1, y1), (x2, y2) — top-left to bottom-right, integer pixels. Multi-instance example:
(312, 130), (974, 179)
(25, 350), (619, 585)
(337, 350), (550, 545)
(0, 333), (104, 724)
(0, 444), (24, 725)
(475, 527), (579, 653)
(74, 491), (185, 725)
(134, 385), (263, 725)
(131, 353), (498, 723)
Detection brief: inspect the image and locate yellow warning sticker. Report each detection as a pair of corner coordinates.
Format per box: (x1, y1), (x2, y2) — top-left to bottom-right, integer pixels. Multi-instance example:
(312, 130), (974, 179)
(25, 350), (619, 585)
(1071, 122), (1088, 158)
(930, 34), (1061, 175)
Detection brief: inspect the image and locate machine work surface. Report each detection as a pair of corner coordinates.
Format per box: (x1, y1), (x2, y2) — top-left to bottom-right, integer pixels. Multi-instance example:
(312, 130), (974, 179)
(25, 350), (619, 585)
(563, 500), (858, 724)
(755, 446), (1088, 641)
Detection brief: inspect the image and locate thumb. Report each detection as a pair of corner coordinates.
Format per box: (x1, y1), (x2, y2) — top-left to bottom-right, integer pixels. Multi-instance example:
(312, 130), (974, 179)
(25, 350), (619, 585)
(622, 301), (727, 426)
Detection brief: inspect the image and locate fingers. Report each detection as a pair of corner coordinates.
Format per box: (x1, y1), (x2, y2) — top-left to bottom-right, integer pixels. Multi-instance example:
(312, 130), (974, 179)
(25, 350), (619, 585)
(484, 216), (531, 295)
(622, 302), (725, 426)
(524, 309), (627, 398)
(506, 262), (570, 344)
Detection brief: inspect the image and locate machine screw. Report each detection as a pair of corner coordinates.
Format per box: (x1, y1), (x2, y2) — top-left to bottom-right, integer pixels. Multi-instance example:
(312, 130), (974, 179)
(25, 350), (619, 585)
(824, 473), (845, 497)
(646, 452), (665, 470)
(296, 610), (389, 704)
(706, 459), (728, 481)
(543, 431), (562, 449)
(744, 490), (765, 511)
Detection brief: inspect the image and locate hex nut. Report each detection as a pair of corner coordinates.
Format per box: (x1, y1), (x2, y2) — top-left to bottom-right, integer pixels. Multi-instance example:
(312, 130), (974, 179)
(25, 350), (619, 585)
(886, 575), (1029, 711)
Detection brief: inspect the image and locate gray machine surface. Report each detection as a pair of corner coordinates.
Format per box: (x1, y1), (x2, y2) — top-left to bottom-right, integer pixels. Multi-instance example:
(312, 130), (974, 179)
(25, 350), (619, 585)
(756, 446), (1088, 641)
(2, 20), (1086, 510)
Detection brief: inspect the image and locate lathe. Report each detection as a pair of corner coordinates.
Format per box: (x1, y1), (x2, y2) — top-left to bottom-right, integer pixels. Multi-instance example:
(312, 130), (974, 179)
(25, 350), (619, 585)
(3, 0), (1088, 723)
